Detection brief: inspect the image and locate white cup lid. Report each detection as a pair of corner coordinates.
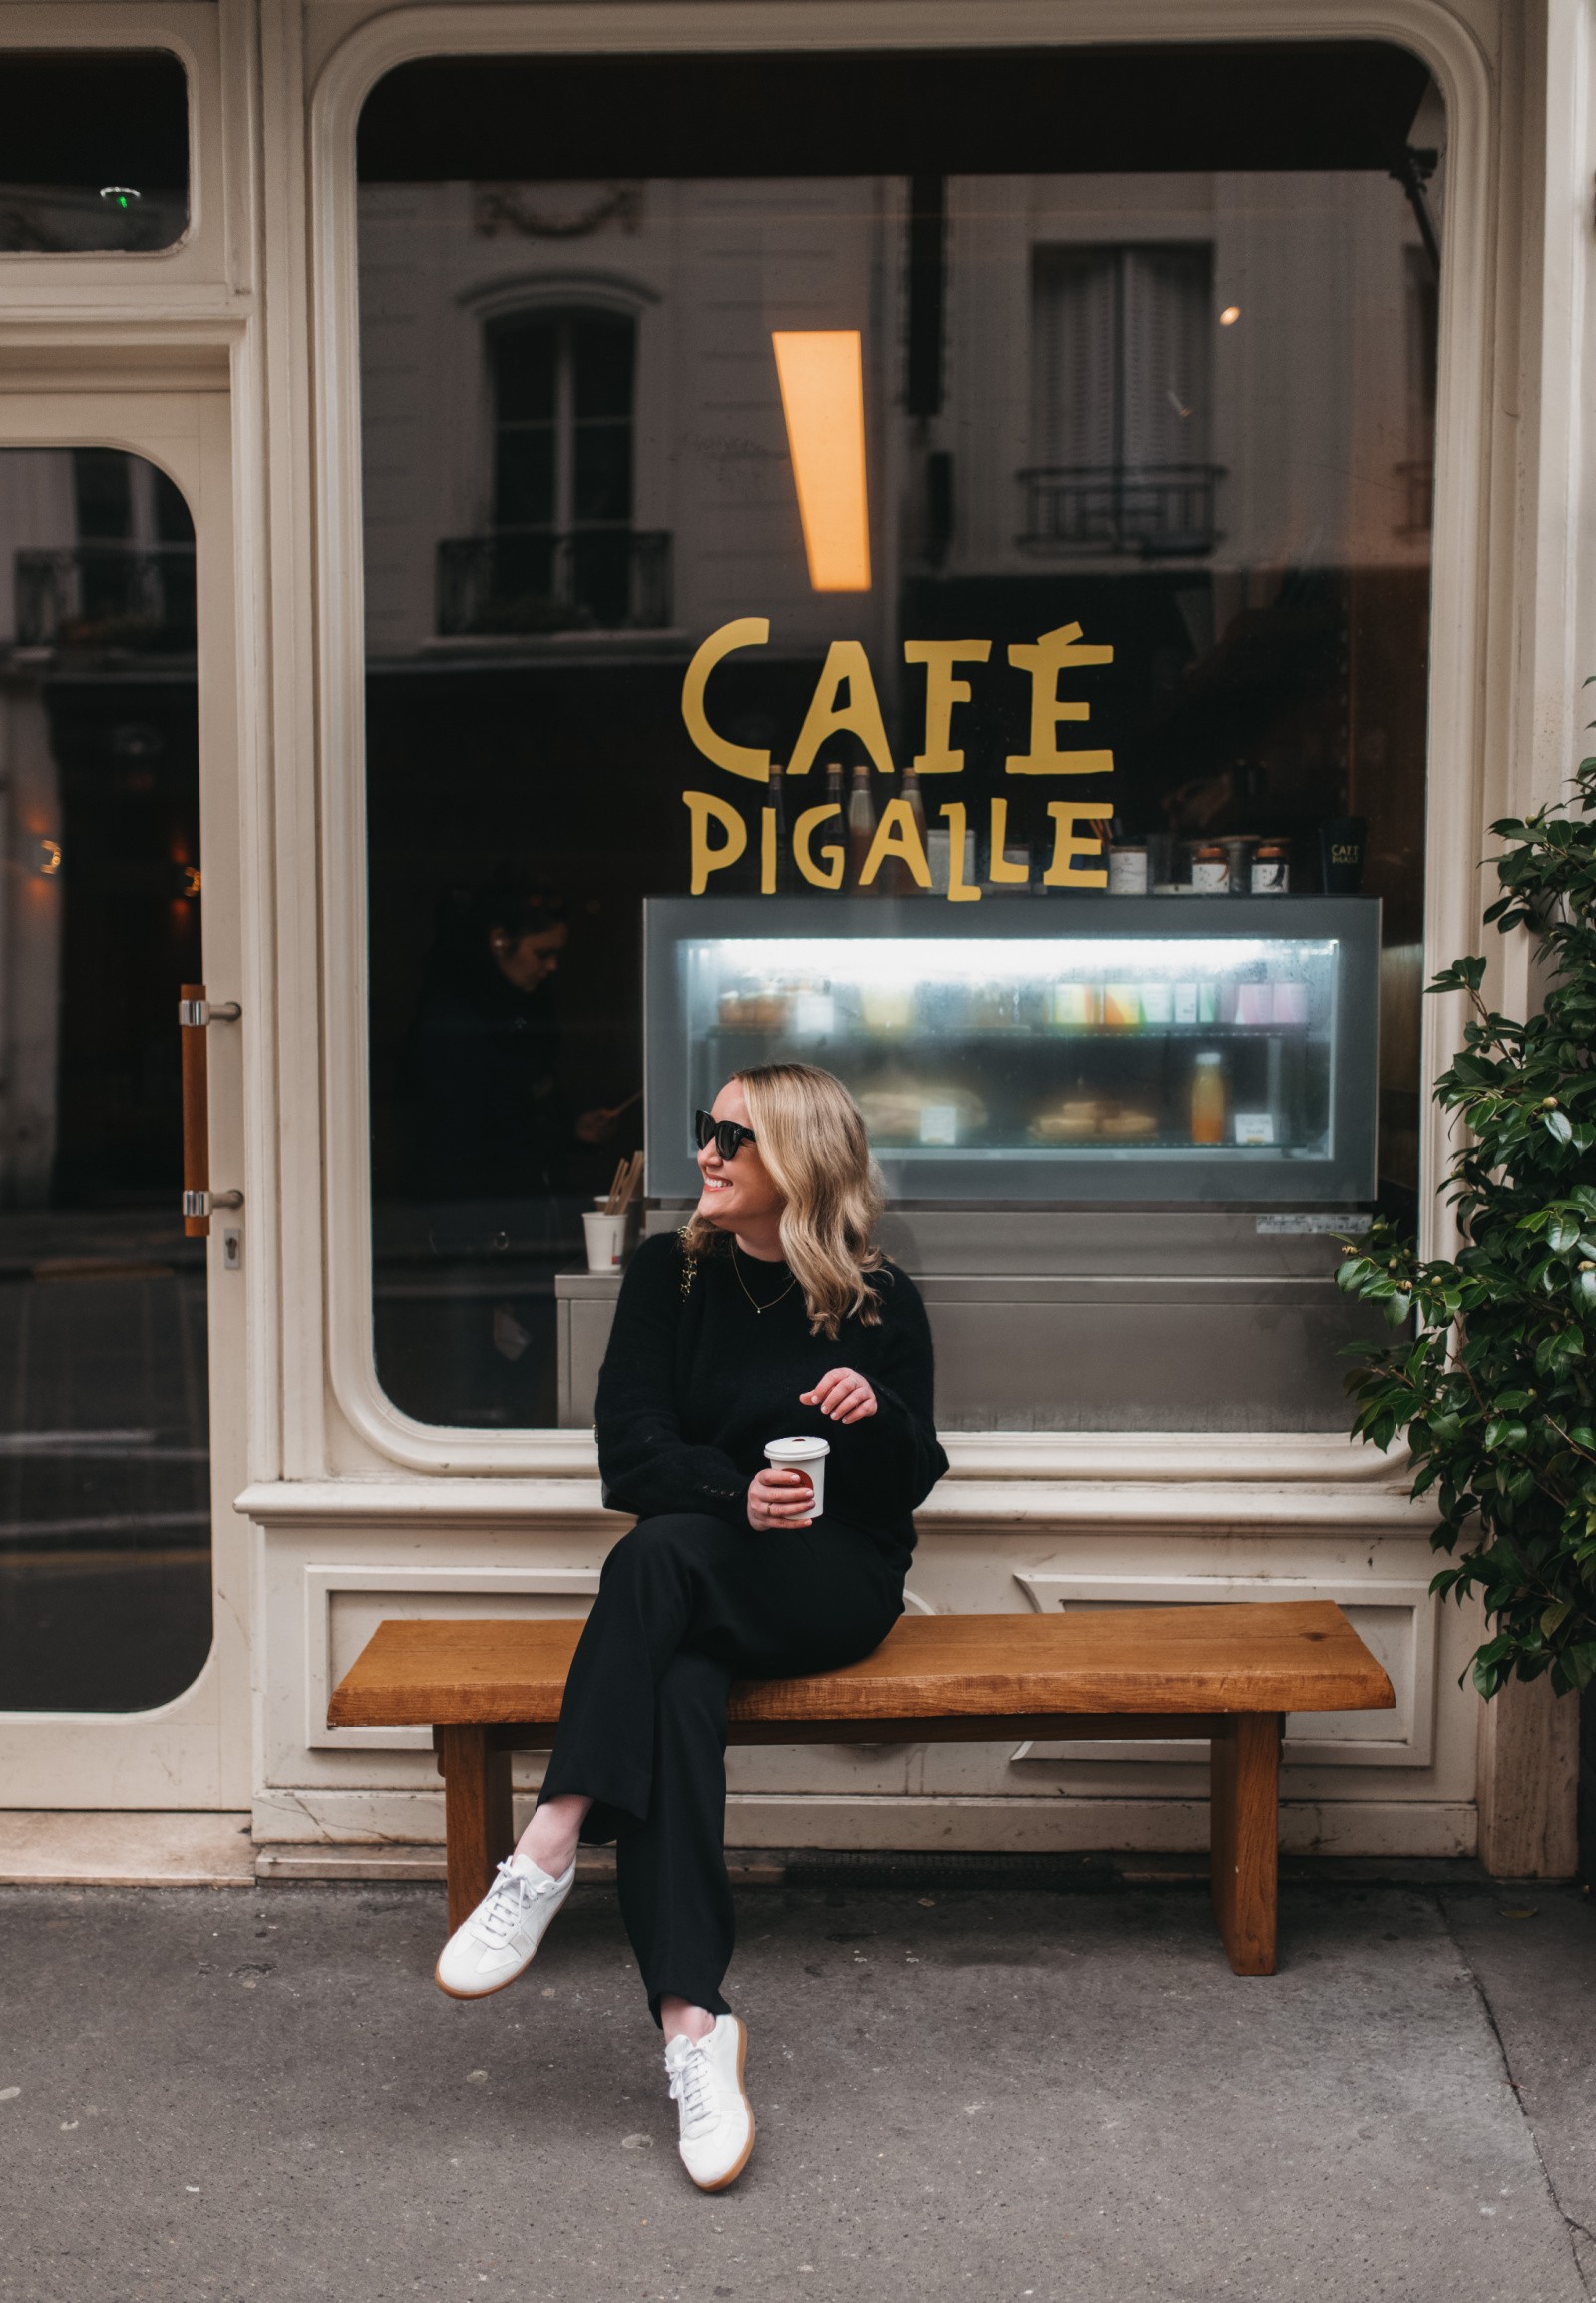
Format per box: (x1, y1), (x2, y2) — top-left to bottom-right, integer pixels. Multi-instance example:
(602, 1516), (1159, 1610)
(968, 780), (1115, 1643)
(764, 1434), (830, 1461)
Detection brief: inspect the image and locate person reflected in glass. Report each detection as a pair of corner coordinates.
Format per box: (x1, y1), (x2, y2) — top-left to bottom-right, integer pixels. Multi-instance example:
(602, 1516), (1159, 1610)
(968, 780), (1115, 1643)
(398, 883), (624, 1204)
(432, 1063), (947, 2191)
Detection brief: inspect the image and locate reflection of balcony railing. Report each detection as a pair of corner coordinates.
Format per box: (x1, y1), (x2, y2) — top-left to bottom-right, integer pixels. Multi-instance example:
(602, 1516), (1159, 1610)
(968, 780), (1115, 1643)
(1018, 464), (1225, 558)
(1392, 459), (1433, 537)
(15, 544), (197, 651)
(437, 528), (672, 637)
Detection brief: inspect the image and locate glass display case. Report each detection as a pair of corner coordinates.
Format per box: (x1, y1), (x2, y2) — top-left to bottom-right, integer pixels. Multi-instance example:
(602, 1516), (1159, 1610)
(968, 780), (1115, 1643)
(645, 896), (1381, 1203)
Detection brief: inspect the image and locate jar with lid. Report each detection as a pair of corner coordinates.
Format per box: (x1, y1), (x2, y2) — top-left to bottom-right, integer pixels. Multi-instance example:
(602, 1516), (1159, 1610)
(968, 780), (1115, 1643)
(1107, 842), (1149, 895)
(1190, 843), (1230, 894)
(1221, 835), (1255, 893)
(1251, 840), (1290, 895)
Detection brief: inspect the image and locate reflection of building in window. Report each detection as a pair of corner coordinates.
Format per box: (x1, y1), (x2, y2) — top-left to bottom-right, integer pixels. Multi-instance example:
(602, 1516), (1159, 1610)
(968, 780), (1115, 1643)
(437, 307), (671, 634)
(15, 448), (195, 652)
(0, 448), (202, 1217)
(0, 52), (191, 254)
(1023, 243), (1220, 557)
(1396, 247), (1437, 535)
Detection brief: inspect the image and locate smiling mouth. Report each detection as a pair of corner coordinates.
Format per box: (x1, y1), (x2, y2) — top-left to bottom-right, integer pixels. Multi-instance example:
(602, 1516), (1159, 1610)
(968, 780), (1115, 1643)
(701, 1176), (732, 1193)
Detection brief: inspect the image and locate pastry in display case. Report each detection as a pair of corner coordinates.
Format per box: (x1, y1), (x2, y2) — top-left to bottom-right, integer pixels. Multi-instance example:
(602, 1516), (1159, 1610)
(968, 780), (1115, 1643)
(644, 896), (1381, 1204)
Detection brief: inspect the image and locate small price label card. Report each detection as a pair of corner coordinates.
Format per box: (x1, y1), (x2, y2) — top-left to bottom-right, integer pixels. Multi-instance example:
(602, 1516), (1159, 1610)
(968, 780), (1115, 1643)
(1233, 1111), (1276, 1146)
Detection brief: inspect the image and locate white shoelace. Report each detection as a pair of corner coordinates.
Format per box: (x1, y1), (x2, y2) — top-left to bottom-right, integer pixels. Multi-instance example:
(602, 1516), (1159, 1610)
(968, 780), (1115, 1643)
(472, 1860), (538, 1947)
(667, 2040), (715, 2134)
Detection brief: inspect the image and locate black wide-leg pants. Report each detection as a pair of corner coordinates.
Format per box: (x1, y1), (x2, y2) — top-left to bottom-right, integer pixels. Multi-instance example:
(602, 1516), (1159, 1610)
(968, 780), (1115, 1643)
(538, 1511), (904, 2023)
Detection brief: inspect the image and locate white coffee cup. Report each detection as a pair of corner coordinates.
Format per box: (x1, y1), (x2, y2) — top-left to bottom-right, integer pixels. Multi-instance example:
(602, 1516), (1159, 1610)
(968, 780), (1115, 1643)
(763, 1434), (830, 1517)
(582, 1210), (630, 1273)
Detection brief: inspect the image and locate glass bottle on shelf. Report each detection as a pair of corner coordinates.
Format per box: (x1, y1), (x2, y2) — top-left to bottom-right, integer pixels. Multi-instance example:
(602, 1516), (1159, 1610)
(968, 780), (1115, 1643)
(847, 763), (877, 887)
(901, 762), (928, 857)
(768, 762), (790, 893)
(1190, 1051), (1226, 1145)
(823, 761), (847, 894)
(825, 760), (846, 829)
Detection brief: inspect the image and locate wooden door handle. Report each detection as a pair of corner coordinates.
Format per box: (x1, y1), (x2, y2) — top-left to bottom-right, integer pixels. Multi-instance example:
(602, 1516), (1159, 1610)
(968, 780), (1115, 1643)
(179, 980), (241, 1238)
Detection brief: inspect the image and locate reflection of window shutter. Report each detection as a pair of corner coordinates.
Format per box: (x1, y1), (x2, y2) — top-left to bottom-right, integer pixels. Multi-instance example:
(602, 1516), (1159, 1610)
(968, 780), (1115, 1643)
(1034, 244), (1212, 471)
(1033, 250), (1117, 468)
(1121, 247), (1211, 467)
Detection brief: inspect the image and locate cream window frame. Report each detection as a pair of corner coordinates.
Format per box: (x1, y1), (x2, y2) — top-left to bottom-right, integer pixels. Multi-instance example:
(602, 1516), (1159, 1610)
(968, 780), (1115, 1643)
(309, 0), (1495, 1479)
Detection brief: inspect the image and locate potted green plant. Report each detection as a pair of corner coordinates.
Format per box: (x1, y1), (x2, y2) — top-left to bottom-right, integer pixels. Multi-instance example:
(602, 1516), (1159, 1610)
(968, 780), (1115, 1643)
(1337, 748), (1596, 1697)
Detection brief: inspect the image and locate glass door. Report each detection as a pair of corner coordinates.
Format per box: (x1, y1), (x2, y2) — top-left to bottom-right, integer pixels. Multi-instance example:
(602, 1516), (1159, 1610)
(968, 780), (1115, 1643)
(0, 396), (246, 1808)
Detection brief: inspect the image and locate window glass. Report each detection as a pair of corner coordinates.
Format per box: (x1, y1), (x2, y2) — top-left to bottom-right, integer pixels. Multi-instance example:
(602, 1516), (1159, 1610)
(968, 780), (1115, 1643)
(358, 44), (1441, 1430)
(0, 450), (209, 1708)
(0, 54), (189, 253)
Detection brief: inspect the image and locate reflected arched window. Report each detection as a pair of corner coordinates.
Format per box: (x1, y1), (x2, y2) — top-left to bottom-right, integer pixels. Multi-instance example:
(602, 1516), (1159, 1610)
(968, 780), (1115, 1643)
(442, 306), (665, 634)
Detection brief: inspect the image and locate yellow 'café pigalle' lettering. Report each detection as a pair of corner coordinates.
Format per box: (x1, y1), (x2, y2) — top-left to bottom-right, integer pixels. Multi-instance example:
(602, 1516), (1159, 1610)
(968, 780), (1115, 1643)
(679, 618), (1115, 898)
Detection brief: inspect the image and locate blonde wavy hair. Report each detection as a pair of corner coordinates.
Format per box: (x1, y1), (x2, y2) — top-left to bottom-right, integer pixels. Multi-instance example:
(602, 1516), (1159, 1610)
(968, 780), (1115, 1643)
(682, 1062), (886, 1338)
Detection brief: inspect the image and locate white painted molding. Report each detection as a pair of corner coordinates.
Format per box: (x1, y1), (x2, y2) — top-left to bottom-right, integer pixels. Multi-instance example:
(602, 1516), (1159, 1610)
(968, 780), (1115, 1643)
(305, 1561), (601, 1749)
(940, 1432), (1410, 1483)
(1012, 1569), (1437, 1765)
(237, 1466), (1434, 1535)
(919, 1481), (1434, 1533)
(238, 1424), (1413, 1507)
(252, 1782), (1479, 1859)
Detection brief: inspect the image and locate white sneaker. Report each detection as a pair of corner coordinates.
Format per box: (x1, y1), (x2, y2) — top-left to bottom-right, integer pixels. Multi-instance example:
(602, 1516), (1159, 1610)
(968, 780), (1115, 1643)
(664, 2015), (755, 2191)
(434, 1854), (575, 2000)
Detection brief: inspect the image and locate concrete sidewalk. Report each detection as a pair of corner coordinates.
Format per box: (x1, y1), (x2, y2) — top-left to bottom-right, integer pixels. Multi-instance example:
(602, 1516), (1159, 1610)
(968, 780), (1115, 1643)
(2, 1866), (1593, 2303)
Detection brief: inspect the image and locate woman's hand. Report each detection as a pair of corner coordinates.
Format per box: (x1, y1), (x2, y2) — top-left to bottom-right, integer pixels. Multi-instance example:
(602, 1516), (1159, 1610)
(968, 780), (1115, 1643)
(747, 1466), (816, 1531)
(800, 1367), (878, 1425)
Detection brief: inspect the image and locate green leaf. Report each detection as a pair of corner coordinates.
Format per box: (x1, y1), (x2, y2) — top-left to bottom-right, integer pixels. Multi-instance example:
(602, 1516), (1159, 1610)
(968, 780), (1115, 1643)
(1562, 1643), (1596, 1691)
(1366, 697), (1596, 1701)
(1472, 1651), (1511, 1700)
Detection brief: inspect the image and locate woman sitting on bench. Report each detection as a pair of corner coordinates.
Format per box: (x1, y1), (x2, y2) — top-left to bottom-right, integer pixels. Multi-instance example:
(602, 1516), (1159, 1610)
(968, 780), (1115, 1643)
(434, 1061), (947, 2191)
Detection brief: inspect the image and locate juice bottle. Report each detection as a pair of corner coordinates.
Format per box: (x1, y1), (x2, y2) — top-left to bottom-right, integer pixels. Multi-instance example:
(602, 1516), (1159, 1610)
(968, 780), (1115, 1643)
(848, 763), (877, 887)
(1191, 1051), (1226, 1145)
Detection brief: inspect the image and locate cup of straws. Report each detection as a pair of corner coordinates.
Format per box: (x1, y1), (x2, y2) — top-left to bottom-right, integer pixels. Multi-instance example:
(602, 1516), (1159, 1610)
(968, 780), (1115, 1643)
(582, 1152), (645, 1273)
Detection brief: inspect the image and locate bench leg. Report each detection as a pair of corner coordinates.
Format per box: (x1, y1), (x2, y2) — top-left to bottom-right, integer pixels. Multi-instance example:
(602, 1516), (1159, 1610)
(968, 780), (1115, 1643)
(439, 1725), (514, 1934)
(1210, 1713), (1281, 1976)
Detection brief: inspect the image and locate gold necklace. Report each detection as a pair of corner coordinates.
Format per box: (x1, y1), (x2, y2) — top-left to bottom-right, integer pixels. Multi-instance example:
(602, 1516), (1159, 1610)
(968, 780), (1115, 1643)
(732, 1242), (798, 1315)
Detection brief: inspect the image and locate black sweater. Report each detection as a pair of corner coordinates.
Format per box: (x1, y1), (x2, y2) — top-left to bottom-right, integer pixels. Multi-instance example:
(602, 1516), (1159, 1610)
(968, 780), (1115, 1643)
(594, 1230), (948, 1563)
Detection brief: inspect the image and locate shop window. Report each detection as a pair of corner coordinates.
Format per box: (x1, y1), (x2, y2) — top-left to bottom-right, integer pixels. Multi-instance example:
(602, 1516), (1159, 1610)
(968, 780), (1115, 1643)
(0, 53), (189, 253)
(1028, 244), (1216, 555)
(0, 448), (209, 1708)
(357, 44), (1441, 1432)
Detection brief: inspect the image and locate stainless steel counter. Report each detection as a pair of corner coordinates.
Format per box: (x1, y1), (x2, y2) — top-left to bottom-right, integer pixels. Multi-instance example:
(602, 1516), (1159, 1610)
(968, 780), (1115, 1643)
(555, 1208), (1382, 1432)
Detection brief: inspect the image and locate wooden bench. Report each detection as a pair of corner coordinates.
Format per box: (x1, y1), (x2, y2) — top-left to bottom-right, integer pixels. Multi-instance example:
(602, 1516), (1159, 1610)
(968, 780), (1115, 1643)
(329, 1599), (1394, 1976)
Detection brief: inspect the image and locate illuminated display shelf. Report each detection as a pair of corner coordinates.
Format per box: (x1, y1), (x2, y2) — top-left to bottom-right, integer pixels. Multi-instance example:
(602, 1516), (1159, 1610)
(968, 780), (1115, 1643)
(644, 895), (1381, 1205)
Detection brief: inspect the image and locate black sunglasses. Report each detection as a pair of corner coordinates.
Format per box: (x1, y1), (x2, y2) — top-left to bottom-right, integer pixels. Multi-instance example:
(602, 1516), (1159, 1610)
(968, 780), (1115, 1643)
(694, 1109), (757, 1160)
